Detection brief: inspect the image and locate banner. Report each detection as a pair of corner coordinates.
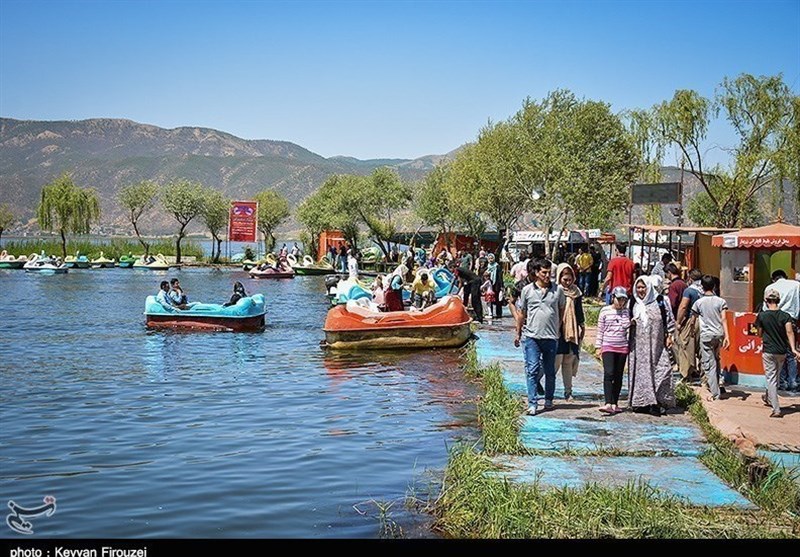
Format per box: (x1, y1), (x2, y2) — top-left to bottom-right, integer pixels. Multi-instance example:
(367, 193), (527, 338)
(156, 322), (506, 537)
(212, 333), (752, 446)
(228, 201), (258, 242)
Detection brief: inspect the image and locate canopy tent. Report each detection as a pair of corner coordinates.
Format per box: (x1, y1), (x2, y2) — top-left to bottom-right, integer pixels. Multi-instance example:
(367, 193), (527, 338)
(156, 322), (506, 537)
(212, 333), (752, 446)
(712, 222), (800, 249)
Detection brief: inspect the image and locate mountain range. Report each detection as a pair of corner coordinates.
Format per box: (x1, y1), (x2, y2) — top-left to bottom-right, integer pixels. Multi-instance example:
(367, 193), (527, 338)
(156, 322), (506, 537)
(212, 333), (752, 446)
(0, 117), (455, 234)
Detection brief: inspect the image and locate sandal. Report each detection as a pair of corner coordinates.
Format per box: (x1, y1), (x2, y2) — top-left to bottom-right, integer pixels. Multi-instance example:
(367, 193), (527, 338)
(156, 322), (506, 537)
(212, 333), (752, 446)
(598, 406), (614, 414)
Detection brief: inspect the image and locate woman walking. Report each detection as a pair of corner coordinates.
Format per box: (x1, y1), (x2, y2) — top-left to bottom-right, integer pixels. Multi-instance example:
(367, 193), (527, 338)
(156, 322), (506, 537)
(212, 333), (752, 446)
(595, 286), (631, 413)
(629, 276), (676, 416)
(555, 263), (585, 401)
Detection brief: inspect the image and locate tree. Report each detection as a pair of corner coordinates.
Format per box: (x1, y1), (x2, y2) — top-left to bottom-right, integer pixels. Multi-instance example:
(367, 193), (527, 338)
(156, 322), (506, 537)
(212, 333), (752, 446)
(626, 109), (666, 225)
(37, 173), (100, 259)
(415, 165), (457, 248)
(161, 179), (206, 263)
(202, 188), (229, 263)
(0, 204), (14, 244)
(353, 168), (412, 258)
(653, 74), (794, 227)
(254, 189), (290, 253)
(118, 181), (158, 256)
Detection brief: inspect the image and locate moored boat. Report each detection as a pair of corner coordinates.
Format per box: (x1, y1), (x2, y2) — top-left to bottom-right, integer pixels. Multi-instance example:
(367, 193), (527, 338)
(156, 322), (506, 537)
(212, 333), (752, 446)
(322, 295), (472, 350)
(144, 293), (267, 332)
(249, 265), (295, 279)
(0, 250), (28, 269)
(292, 255), (335, 276)
(90, 251), (116, 268)
(23, 254), (68, 274)
(133, 254), (171, 270)
(118, 254), (137, 268)
(64, 252), (91, 269)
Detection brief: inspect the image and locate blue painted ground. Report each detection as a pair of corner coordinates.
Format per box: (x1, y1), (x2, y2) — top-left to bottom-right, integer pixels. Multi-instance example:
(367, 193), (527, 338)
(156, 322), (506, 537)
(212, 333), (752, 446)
(475, 323), (755, 509)
(758, 450), (800, 485)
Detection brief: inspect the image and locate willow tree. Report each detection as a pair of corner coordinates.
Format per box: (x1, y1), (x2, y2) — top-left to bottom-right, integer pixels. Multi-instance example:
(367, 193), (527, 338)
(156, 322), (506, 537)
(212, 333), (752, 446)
(37, 173), (100, 259)
(161, 179), (206, 263)
(202, 188), (229, 263)
(353, 168), (411, 258)
(0, 204), (14, 244)
(626, 109), (666, 225)
(297, 175), (361, 252)
(653, 74), (794, 227)
(254, 189), (290, 253)
(118, 180), (158, 256)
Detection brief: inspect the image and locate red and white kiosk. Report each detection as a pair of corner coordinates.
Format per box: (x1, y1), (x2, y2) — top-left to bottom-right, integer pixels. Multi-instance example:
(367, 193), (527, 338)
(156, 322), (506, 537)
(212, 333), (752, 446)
(712, 222), (800, 388)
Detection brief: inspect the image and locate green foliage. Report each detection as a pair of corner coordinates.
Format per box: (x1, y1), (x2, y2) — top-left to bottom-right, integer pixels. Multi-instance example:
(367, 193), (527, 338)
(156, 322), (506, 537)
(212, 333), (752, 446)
(161, 179), (207, 263)
(118, 180), (158, 256)
(0, 203), (15, 242)
(254, 189), (290, 253)
(653, 74), (795, 227)
(202, 188), (229, 262)
(415, 165), (456, 240)
(355, 168), (412, 257)
(37, 172), (101, 259)
(3, 237), (203, 260)
(687, 188), (764, 228)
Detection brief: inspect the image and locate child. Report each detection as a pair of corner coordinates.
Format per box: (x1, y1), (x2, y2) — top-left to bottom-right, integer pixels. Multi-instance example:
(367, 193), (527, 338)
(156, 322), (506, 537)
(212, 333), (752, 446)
(755, 288), (800, 417)
(480, 272), (495, 324)
(691, 275), (730, 401)
(372, 275), (385, 308)
(595, 286), (631, 414)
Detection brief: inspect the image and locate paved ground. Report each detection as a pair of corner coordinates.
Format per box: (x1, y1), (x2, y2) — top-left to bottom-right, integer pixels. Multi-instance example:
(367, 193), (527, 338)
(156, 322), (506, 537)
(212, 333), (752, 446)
(474, 319), (762, 508)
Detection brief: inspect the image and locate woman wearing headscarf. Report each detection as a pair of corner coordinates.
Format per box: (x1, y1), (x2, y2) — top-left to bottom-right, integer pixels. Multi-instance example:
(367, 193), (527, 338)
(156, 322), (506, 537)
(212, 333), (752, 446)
(384, 264), (407, 312)
(629, 275), (676, 416)
(223, 281), (248, 307)
(487, 253), (505, 319)
(555, 263), (585, 401)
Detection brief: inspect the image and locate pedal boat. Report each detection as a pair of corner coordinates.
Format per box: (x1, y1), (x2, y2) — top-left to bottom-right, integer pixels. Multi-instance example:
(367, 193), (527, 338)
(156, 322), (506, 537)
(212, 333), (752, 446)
(144, 294), (267, 332)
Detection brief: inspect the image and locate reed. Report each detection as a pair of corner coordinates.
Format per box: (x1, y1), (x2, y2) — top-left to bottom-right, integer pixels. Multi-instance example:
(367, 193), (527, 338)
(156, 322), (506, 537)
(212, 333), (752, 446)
(2, 238), (204, 260)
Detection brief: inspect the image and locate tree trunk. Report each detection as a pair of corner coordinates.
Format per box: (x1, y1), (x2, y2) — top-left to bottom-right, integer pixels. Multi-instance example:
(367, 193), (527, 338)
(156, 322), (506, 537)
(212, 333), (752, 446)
(60, 228), (67, 260)
(133, 220), (150, 257)
(0, 229), (3, 244)
(214, 238), (222, 263)
(176, 226), (186, 264)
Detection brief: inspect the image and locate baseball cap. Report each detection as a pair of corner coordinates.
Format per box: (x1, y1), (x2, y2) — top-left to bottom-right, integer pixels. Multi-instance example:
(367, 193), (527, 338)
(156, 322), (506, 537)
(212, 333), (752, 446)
(765, 288), (781, 301)
(612, 286), (629, 299)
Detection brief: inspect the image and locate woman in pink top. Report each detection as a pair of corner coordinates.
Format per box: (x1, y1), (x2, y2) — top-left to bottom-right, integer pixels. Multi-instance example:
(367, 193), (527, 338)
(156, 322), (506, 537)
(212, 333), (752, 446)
(595, 286), (631, 414)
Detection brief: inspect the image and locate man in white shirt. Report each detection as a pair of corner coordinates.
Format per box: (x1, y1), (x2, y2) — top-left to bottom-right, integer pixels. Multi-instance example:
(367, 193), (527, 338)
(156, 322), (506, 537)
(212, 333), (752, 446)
(510, 252), (530, 282)
(763, 269), (800, 391)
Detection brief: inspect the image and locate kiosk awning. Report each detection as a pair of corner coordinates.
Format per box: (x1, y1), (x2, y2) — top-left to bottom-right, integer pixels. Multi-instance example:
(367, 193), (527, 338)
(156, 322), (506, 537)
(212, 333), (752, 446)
(712, 223), (800, 249)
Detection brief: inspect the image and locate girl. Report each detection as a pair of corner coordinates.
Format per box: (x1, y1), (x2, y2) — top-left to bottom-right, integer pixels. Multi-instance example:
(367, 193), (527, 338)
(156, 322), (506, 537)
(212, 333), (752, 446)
(480, 272), (495, 324)
(595, 286), (631, 414)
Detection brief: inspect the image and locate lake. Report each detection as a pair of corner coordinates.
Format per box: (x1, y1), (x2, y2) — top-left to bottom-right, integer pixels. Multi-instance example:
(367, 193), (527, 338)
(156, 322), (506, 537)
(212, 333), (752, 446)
(0, 267), (478, 538)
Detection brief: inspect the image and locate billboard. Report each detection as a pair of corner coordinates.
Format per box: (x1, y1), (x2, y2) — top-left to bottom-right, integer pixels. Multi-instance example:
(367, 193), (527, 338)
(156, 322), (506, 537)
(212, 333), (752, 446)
(228, 201), (258, 242)
(631, 182), (681, 205)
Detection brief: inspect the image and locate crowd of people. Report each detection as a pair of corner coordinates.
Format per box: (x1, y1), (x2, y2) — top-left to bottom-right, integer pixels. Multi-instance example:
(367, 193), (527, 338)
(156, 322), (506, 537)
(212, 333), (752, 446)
(507, 242), (798, 419)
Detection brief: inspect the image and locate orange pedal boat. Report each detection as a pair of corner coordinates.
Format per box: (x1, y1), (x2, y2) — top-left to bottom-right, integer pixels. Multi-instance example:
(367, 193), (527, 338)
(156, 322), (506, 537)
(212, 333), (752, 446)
(323, 295), (473, 350)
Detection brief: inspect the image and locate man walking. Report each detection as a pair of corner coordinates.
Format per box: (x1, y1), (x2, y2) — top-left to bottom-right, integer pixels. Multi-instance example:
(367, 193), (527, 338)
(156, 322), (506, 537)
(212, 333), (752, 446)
(692, 275), (730, 401)
(676, 269), (703, 382)
(514, 259), (565, 416)
(576, 247), (593, 296)
(762, 270), (800, 392)
(603, 243), (635, 303)
(755, 289), (800, 418)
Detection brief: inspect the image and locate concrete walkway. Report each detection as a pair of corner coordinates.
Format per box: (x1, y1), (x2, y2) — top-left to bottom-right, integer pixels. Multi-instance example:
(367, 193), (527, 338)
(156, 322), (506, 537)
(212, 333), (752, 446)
(475, 321), (754, 508)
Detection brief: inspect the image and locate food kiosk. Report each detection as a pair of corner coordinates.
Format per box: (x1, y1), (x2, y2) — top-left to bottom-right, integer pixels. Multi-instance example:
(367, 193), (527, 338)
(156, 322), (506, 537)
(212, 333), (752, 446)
(712, 222), (800, 388)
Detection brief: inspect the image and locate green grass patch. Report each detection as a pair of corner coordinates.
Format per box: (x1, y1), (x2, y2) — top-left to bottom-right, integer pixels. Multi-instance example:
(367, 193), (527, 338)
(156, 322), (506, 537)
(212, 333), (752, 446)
(431, 445), (797, 538)
(583, 305), (600, 326)
(2, 238), (204, 260)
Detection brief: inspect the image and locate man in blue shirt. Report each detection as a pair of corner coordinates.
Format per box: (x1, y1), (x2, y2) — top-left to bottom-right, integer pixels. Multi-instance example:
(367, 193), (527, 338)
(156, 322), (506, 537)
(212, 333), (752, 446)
(155, 281), (177, 311)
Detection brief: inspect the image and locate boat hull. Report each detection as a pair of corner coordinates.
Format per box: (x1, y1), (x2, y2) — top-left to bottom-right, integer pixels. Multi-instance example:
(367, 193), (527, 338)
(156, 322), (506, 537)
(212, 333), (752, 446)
(323, 295), (472, 350)
(324, 323), (471, 350)
(249, 270), (295, 279)
(146, 313), (265, 332)
(0, 261), (25, 269)
(293, 266), (334, 276)
(117, 261), (135, 268)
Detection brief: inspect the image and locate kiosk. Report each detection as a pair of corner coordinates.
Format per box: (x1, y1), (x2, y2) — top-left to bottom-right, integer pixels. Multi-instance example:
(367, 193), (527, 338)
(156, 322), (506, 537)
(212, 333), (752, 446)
(712, 222), (800, 388)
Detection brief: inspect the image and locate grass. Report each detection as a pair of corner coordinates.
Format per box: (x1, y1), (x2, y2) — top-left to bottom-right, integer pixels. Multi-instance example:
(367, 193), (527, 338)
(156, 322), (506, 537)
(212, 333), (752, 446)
(461, 343), (523, 454)
(2, 238), (205, 260)
(676, 382), (800, 517)
(584, 305), (600, 326)
(430, 446), (797, 538)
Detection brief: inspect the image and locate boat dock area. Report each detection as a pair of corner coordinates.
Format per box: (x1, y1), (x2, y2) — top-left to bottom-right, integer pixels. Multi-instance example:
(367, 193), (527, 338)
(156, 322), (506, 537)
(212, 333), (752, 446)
(474, 322), (799, 506)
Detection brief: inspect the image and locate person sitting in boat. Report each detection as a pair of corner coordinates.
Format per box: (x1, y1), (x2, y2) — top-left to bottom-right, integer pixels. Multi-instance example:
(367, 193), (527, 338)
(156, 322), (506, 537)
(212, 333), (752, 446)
(156, 281), (178, 311)
(411, 270), (436, 309)
(146, 254), (156, 264)
(279, 244), (288, 258)
(223, 281), (248, 307)
(291, 243), (301, 258)
(372, 275), (386, 309)
(385, 264), (408, 312)
(169, 278), (190, 309)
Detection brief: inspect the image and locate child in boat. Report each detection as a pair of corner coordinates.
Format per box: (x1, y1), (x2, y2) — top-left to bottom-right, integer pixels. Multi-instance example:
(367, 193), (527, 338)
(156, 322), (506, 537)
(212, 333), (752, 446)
(372, 275), (386, 308)
(480, 272), (496, 324)
(411, 270), (436, 309)
(223, 282), (248, 307)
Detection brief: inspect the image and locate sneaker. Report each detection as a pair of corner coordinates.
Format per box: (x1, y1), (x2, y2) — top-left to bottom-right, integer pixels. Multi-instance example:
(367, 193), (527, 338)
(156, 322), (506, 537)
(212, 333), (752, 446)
(769, 411), (783, 418)
(564, 390), (572, 401)
(544, 400), (554, 409)
(526, 405), (537, 416)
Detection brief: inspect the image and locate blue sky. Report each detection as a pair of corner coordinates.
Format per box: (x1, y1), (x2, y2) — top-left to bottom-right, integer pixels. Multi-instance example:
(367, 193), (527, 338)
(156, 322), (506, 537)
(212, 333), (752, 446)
(1, 0), (798, 163)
